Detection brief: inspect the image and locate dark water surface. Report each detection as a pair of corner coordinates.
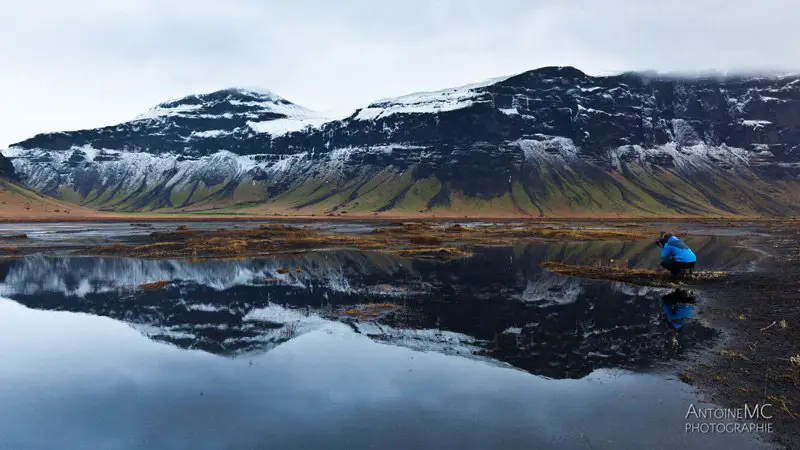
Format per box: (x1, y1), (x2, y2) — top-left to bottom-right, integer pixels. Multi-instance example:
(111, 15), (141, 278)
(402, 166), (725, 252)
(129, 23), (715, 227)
(0, 226), (771, 449)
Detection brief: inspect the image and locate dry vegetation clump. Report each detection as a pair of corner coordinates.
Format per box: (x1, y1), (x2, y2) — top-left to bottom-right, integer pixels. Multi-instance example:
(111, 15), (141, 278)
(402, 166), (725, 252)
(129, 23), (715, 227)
(338, 303), (400, 320)
(541, 262), (728, 287)
(403, 222), (431, 227)
(543, 262), (656, 278)
(386, 223), (651, 242)
(391, 247), (468, 260)
(91, 225), (367, 258)
(94, 243), (126, 254)
(86, 221), (656, 261)
(0, 234), (28, 240)
(445, 224), (470, 233)
(386, 223), (434, 233)
(354, 241), (391, 250)
(276, 267), (290, 275)
(408, 235), (444, 246)
(140, 280), (170, 291)
(0, 246), (19, 254)
(504, 227), (649, 241)
(691, 271), (729, 281)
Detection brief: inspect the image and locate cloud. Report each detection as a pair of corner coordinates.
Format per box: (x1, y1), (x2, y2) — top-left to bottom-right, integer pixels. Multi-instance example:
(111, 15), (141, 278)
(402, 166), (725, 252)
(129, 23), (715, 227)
(1, 0), (799, 146)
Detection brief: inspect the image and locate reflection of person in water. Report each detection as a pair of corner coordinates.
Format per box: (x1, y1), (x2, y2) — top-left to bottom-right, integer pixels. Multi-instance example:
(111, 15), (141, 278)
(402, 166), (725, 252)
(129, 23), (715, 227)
(657, 233), (697, 278)
(661, 289), (695, 331)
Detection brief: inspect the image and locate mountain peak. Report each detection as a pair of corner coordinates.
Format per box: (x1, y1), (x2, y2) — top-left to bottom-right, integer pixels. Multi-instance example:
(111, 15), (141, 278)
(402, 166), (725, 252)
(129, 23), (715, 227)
(135, 87), (314, 122)
(528, 66), (588, 77)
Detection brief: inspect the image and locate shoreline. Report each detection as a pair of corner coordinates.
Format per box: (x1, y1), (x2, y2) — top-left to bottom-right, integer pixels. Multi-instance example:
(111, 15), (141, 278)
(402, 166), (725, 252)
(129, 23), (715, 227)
(0, 214), (798, 224)
(685, 228), (799, 449)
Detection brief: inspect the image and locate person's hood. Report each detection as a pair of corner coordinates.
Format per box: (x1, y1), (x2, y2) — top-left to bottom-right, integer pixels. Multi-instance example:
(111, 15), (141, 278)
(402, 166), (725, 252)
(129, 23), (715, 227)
(667, 236), (680, 244)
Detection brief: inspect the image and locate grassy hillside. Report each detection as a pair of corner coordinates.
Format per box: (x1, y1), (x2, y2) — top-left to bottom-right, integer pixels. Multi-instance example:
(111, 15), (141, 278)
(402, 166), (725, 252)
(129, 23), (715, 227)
(0, 178), (99, 220)
(173, 168), (800, 218)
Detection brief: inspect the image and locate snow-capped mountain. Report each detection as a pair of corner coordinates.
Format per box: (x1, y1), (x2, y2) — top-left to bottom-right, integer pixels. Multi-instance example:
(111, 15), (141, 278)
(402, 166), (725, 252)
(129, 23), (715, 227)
(6, 67), (800, 215)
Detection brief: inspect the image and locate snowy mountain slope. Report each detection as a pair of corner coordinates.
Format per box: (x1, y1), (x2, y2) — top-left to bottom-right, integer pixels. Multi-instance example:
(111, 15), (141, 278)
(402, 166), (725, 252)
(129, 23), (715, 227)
(6, 67), (800, 216)
(0, 151), (99, 219)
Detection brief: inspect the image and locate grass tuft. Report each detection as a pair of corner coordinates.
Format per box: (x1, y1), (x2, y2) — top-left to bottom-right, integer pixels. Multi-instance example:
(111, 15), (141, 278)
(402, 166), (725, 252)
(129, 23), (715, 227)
(541, 262), (728, 287)
(339, 303), (399, 320)
(140, 280), (170, 291)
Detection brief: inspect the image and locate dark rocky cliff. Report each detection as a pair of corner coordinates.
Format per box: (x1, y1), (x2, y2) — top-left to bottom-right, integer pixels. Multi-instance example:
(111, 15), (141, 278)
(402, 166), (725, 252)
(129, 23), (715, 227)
(0, 154), (15, 179)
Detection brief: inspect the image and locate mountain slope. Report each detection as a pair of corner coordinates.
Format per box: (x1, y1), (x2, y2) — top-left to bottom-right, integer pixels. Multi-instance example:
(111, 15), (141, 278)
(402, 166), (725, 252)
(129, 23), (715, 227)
(0, 177), (98, 219)
(0, 154), (14, 179)
(0, 151), (101, 219)
(7, 68), (800, 217)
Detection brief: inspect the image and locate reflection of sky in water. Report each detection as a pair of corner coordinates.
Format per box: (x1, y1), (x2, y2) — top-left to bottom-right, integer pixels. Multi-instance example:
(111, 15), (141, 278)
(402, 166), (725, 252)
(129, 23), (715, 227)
(0, 221), (377, 244)
(0, 300), (769, 450)
(0, 230), (771, 448)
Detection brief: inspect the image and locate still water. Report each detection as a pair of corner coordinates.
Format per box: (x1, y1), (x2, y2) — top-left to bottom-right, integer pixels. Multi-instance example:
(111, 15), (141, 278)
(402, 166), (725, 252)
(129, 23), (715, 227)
(0, 226), (771, 449)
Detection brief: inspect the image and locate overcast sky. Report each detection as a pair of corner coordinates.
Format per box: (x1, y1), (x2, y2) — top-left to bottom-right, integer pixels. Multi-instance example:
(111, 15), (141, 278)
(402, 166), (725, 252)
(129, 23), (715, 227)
(1, 0), (799, 147)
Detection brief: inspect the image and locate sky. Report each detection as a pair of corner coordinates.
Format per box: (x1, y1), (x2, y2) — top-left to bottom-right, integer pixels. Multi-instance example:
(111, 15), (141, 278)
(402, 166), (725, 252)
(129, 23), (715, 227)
(1, 0), (799, 147)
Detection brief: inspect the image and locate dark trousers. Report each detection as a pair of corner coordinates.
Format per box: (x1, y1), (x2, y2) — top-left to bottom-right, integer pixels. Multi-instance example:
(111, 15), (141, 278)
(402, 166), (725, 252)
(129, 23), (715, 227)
(661, 260), (695, 277)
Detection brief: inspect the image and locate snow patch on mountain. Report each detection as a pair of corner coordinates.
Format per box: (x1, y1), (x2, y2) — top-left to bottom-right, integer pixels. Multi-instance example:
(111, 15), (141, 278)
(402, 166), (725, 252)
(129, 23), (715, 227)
(190, 129), (234, 139)
(7, 146), (261, 196)
(607, 143), (751, 172)
(265, 152), (310, 175)
(134, 87), (315, 123)
(353, 75), (509, 121)
(515, 136), (581, 163)
(741, 120), (772, 129)
(248, 116), (331, 136)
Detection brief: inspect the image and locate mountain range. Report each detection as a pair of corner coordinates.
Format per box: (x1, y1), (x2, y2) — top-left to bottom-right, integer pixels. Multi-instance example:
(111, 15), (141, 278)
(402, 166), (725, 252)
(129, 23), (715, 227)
(5, 66), (800, 217)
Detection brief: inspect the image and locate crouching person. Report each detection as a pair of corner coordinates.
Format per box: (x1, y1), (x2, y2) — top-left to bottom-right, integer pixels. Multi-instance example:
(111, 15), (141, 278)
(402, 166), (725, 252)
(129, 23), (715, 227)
(657, 233), (696, 278)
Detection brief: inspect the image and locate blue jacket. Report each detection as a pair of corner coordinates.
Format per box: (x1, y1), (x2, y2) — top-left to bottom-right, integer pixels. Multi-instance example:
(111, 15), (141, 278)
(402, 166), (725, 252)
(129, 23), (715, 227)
(662, 303), (693, 330)
(660, 236), (697, 263)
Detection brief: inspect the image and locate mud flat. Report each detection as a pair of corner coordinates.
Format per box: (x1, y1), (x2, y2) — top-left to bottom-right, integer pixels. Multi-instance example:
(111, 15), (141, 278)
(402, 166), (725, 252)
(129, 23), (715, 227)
(680, 225), (800, 449)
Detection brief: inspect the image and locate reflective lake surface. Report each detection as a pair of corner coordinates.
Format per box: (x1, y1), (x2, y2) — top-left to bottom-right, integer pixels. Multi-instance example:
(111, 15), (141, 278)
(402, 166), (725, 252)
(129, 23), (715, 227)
(0, 225), (771, 449)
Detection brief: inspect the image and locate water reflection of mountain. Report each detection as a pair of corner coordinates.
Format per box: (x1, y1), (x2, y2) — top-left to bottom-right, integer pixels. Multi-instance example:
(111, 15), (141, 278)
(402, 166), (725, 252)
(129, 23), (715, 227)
(0, 237), (753, 379)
